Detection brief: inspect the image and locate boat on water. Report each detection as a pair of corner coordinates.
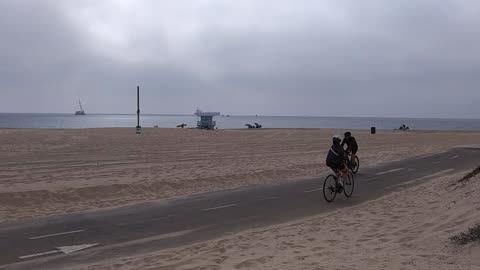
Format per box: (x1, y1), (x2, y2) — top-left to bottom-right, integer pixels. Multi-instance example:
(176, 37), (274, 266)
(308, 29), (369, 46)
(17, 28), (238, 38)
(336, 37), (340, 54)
(75, 100), (86, 115)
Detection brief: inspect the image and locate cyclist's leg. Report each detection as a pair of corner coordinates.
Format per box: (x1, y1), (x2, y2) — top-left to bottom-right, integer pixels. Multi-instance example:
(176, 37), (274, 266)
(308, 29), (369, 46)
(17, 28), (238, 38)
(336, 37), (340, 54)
(345, 149), (352, 164)
(351, 148), (358, 164)
(337, 163), (347, 187)
(331, 166), (340, 178)
(328, 165), (342, 186)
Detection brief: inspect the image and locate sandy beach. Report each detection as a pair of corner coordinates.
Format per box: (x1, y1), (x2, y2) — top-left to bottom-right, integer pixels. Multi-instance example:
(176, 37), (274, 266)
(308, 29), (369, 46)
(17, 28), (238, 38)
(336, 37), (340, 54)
(4, 1), (480, 268)
(1, 128), (480, 221)
(65, 169), (480, 270)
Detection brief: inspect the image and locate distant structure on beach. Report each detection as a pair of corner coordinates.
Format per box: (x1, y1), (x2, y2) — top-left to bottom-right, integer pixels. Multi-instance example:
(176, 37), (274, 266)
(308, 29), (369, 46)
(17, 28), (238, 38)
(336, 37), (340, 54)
(195, 108), (220, 129)
(75, 100), (86, 115)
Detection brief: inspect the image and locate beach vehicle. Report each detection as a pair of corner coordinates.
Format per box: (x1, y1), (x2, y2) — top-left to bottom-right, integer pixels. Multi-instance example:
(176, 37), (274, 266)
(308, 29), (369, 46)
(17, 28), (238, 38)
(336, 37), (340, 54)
(323, 170), (354, 203)
(75, 100), (86, 115)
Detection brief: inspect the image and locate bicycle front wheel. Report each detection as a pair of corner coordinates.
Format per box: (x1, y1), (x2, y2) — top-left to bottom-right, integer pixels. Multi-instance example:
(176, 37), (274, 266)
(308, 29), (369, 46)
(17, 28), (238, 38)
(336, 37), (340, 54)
(343, 172), (354, 198)
(323, 174), (337, 203)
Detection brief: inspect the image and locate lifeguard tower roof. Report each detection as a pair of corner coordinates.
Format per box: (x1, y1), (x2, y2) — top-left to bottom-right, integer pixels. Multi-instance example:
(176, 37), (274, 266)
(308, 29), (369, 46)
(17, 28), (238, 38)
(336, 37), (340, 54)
(195, 109), (220, 117)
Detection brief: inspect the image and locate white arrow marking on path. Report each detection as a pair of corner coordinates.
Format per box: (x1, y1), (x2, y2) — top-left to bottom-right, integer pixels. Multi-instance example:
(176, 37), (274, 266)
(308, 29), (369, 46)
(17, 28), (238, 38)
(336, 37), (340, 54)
(19, 243), (99, 259)
(57, 243), (99, 254)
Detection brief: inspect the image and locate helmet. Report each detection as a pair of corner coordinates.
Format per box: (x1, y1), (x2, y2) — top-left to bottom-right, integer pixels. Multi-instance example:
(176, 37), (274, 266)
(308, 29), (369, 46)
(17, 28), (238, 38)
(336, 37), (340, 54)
(332, 135), (342, 144)
(344, 131), (351, 137)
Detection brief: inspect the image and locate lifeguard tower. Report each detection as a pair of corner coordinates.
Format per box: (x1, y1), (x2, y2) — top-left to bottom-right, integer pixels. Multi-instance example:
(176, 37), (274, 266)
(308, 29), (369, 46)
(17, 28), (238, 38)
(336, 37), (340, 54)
(195, 109), (220, 130)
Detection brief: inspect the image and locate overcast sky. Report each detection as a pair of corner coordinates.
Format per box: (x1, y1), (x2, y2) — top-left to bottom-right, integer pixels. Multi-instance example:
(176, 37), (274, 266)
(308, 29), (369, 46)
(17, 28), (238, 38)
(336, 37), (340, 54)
(1, 0), (480, 117)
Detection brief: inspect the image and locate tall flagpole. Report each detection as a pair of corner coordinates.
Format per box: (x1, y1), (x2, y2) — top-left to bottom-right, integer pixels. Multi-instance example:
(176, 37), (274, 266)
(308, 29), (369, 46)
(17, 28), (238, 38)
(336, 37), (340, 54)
(136, 85), (141, 134)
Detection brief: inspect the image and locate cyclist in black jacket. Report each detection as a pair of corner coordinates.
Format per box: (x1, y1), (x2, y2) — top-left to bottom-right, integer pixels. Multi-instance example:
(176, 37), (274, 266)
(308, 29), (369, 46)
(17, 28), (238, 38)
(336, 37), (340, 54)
(326, 135), (348, 188)
(341, 131), (358, 165)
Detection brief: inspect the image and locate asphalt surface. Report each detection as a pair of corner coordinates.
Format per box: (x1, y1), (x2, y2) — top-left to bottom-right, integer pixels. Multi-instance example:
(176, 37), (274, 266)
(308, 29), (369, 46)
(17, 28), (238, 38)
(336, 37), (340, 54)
(1, 147), (479, 270)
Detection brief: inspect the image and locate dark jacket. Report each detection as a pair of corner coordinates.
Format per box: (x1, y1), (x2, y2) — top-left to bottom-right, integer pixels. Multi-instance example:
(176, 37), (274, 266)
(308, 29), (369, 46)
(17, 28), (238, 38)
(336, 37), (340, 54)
(341, 136), (358, 152)
(326, 144), (345, 166)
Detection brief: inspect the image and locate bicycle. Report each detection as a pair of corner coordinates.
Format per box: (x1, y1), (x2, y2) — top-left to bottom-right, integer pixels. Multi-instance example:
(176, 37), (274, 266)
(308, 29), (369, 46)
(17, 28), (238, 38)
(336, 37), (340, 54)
(323, 169), (354, 203)
(345, 151), (360, 174)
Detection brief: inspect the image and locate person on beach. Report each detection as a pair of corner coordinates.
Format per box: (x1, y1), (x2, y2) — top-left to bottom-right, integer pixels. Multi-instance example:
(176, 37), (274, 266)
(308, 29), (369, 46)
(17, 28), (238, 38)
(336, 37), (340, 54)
(326, 135), (348, 188)
(341, 131), (358, 166)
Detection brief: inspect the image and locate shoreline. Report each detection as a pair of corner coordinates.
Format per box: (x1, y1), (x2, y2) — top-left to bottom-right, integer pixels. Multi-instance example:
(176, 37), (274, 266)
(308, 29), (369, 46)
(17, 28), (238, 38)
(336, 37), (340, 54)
(2, 127), (480, 133)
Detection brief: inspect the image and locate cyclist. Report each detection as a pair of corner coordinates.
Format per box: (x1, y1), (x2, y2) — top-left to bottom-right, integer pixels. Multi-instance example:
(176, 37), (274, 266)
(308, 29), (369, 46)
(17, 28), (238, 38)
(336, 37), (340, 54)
(326, 135), (349, 189)
(341, 131), (358, 166)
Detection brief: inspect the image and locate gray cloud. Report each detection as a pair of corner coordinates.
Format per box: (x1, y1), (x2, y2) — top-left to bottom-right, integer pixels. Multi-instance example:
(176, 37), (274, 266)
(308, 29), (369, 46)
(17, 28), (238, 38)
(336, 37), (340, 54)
(1, 0), (479, 117)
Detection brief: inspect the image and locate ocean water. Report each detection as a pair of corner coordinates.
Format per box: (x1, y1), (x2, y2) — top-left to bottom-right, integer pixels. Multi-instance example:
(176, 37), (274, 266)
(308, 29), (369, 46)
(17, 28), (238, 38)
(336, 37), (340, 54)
(0, 113), (479, 131)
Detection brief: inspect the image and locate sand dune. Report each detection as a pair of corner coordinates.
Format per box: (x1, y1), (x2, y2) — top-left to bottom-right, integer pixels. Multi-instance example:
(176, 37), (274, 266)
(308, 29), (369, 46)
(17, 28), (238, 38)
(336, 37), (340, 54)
(66, 171), (480, 270)
(1, 128), (480, 221)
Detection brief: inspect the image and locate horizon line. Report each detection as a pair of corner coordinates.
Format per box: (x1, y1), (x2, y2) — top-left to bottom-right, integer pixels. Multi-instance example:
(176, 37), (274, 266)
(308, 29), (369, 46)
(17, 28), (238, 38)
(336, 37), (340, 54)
(0, 112), (478, 120)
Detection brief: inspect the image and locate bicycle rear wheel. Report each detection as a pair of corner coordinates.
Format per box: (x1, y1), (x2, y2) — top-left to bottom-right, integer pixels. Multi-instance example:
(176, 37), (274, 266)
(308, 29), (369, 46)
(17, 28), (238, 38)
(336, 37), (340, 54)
(343, 172), (354, 198)
(323, 174), (338, 202)
(349, 156), (360, 174)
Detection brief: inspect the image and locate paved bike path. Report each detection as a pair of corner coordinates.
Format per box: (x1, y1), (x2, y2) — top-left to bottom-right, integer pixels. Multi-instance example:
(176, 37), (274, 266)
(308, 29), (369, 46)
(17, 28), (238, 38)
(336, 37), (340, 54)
(1, 147), (479, 270)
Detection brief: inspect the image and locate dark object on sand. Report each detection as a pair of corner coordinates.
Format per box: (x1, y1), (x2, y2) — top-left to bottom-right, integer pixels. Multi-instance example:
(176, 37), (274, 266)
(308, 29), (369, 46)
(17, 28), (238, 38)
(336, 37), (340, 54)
(398, 124), (410, 131)
(458, 165), (480, 183)
(245, 123), (262, 129)
(450, 224), (480, 245)
(176, 123), (187, 128)
(371, 127), (376, 134)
